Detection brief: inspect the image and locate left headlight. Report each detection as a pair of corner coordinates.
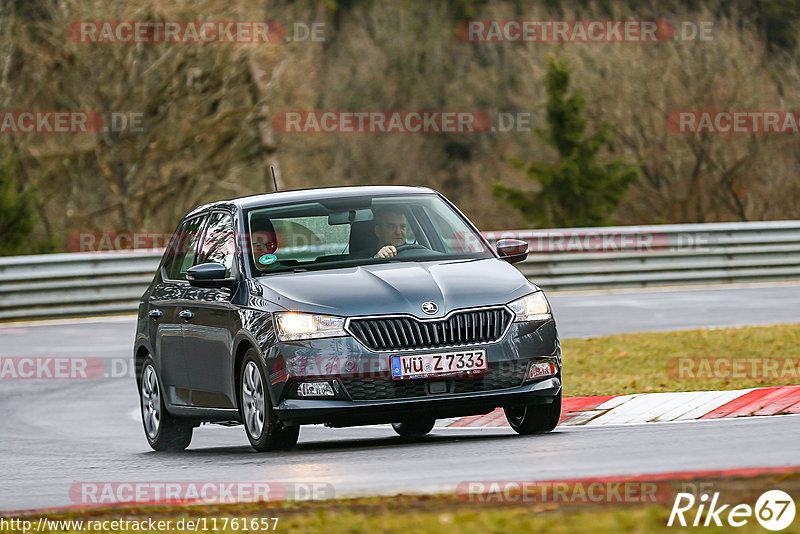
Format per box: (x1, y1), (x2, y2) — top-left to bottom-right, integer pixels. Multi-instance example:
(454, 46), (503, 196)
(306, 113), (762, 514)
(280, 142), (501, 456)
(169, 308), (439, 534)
(274, 312), (347, 341)
(507, 292), (552, 322)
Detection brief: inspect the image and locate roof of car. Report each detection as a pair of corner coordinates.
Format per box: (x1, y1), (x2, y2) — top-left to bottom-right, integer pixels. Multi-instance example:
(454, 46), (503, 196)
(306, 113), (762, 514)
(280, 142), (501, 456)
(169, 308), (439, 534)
(186, 185), (437, 217)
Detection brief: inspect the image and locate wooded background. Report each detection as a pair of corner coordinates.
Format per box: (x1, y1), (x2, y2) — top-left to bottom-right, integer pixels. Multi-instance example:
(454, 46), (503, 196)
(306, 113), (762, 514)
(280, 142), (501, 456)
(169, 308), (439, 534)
(1, 0), (799, 254)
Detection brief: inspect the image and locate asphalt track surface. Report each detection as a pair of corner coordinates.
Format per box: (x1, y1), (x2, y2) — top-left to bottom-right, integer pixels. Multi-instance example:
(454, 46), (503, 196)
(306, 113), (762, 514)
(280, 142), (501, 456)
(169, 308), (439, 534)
(2, 282), (800, 512)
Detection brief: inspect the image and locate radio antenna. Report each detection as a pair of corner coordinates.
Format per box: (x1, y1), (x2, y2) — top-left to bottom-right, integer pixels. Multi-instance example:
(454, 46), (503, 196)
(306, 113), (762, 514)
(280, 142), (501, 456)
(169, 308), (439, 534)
(270, 166), (279, 192)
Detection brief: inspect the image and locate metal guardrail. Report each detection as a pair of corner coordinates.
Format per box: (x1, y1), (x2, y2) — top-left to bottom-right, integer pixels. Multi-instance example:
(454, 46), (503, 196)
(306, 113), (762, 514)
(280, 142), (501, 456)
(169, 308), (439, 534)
(483, 220), (800, 290)
(1, 220), (799, 321)
(0, 252), (162, 321)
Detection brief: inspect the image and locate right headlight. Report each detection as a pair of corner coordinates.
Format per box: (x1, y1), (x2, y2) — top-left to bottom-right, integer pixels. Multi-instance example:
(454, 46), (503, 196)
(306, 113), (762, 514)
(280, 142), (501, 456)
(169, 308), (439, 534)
(274, 312), (347, 341)
(507, 292), (551, 322)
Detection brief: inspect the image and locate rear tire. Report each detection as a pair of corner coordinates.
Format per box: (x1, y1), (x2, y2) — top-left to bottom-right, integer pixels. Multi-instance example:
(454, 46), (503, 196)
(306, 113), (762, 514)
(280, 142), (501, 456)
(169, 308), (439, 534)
(240, 349), (300, 452)
(392, 418), (436, 437)
(504, 392), (561, 435)
(139, 357), (193, 451)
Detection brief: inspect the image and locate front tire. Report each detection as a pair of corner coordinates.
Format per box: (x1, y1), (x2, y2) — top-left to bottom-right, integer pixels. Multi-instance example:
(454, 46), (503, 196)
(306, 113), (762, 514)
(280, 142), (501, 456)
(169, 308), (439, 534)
(139, 358), (193, 451)
(504, 392), (562, 435)
(392, 418), (436, 437)
(240, 349), (299, 452)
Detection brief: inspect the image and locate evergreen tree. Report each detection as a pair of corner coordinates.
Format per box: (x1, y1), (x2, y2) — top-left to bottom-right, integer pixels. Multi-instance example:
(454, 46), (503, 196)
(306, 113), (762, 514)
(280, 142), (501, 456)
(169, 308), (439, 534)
(0, 150), (35, 255)
(494, 58), (638, 228)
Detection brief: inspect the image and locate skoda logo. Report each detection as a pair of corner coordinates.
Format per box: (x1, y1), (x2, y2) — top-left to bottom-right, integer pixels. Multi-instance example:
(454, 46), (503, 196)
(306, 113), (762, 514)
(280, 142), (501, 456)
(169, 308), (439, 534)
(421, 301), (439, 315)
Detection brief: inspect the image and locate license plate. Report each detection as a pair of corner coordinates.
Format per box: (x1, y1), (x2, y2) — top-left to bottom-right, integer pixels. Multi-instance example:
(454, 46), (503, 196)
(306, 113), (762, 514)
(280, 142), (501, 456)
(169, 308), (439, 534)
(391, 350), (487, 379)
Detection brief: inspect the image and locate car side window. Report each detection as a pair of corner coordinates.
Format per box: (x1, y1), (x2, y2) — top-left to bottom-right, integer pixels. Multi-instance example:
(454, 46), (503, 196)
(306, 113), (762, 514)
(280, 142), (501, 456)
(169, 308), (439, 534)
(164, 215), (206, 280)
(160, 223), (183, 278)
(197, 211), (236, 277)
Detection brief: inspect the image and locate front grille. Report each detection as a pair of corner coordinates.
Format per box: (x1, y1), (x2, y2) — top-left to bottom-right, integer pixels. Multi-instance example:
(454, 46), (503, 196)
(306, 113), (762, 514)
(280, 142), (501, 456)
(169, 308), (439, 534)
(340, 360), (528, 401)
(339, 379), (428, 401)
(347, 307), (513, 352)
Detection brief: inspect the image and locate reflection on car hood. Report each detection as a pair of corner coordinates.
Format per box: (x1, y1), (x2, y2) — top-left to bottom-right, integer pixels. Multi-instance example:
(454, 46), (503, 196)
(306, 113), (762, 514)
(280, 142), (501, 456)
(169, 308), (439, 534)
(254, 258), (535, 318)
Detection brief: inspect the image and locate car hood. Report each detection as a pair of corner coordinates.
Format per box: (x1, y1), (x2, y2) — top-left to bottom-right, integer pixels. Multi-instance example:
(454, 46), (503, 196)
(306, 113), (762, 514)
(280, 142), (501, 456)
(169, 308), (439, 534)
(253, 258), (536, 318)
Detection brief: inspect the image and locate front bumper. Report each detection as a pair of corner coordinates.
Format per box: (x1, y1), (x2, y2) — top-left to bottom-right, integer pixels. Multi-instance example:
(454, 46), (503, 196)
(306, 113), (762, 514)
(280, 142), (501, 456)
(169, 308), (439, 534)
(274, 376), (561, 426)
(267, 319), (561, 426)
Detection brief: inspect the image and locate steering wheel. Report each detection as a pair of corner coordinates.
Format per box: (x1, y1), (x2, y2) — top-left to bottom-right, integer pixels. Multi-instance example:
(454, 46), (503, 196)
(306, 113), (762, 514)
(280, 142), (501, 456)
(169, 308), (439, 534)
(394, 243), (427, 253)
(394, 243), (442, 259)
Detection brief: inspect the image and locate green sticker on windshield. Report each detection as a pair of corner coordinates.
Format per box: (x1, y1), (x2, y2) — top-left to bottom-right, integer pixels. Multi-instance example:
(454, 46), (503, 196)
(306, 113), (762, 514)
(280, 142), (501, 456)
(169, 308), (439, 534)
(258, 254), (277, 265)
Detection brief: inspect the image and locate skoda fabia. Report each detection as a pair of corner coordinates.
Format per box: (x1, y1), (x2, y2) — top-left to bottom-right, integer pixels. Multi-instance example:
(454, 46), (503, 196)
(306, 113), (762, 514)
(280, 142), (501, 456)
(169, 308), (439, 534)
(134, 186), (561, 451)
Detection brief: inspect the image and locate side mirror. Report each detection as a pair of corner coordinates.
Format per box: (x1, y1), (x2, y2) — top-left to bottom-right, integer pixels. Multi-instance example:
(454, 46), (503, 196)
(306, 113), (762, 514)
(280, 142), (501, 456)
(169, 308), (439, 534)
(496, 239), (528, 264)
(187, 262), (237, 288)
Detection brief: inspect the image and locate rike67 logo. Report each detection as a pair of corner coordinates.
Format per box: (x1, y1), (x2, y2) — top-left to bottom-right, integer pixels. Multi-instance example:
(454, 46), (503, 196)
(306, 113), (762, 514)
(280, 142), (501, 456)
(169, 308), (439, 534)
(668, 490), (796, 531)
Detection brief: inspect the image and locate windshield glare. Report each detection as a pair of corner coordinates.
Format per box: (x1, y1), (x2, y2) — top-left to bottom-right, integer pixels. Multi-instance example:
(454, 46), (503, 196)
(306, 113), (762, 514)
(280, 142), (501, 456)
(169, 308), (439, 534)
(245, 194), (493, 275)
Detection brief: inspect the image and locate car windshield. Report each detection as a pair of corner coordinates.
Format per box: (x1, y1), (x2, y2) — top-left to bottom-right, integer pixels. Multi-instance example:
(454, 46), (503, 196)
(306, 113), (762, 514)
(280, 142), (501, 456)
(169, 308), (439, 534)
(244, 193), (494, 275)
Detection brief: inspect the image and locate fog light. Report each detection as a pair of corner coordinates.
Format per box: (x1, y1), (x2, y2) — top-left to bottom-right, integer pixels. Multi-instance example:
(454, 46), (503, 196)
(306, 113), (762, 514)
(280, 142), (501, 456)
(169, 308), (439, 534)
(298, 381), (335, 397)
(527, 361), (557, 380)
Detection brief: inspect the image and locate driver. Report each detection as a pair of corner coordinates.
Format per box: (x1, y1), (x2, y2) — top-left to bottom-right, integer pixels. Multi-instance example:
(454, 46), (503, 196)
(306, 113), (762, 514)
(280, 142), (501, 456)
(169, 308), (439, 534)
(373, 206), (408, 258)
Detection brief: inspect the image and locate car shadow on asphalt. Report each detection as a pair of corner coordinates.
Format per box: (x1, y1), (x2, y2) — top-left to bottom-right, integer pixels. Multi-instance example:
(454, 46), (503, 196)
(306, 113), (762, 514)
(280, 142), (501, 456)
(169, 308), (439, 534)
(152, 429), (563, 456)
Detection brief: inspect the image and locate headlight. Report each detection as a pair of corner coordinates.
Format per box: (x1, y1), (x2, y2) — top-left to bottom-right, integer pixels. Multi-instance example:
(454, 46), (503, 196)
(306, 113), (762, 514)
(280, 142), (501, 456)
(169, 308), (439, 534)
(274, 312), (346, 341)
(507, 292), (551, 322)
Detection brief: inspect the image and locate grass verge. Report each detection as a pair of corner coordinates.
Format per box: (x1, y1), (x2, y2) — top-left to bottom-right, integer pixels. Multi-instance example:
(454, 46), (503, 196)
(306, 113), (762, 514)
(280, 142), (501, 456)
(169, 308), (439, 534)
(562, 323), (800, 396)
(4, 472), (799, 533)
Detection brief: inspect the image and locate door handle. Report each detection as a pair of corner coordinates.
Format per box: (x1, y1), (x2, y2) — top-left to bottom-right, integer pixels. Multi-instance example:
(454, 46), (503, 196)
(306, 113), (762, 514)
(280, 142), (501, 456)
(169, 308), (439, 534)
(148, 309), (163, 319)
(179, 309), (194, 320)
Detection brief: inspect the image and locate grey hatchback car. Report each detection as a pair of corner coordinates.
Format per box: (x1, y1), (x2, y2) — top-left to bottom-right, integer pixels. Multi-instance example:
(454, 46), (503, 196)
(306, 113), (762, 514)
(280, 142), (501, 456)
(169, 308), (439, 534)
(134, 186), (561, 451)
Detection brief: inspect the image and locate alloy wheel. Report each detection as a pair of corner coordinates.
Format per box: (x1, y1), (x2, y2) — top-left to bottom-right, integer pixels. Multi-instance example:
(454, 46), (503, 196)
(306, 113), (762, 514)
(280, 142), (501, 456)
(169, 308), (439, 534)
(141, 365), (161, 439)
(242, 361), (266, 438)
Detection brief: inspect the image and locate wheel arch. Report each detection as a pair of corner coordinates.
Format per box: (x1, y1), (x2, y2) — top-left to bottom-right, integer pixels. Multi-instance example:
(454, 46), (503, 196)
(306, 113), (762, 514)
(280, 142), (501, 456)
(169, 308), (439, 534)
(232, 332), (269, 409)
(133, 340), (153, 386)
